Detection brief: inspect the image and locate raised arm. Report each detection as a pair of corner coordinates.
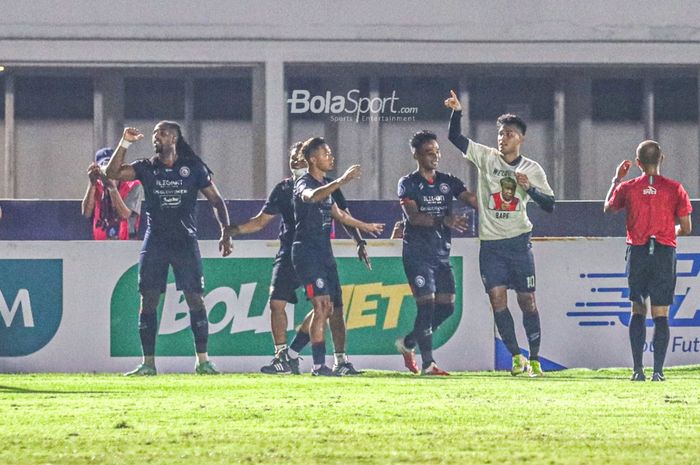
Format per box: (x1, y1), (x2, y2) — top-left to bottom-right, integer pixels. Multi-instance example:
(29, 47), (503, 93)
(603, 160), (632, 214)
(200, 182), (232, 257)
(302, 165), (361, 203)
(104, 128), (144, 181)
(81, 163), (101, 218)
(444, 90), (470, 153)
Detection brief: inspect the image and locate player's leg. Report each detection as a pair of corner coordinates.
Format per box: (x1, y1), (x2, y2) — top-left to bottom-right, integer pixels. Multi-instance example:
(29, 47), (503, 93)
(433, 262), (457, 331)
(125, 239), (167, 376)
(627, 245), (649, 381)
(516, 292), (543, 376)
(511, 233), (540, 375)
(287, 310), (311, 364)
(648, 244), (676, 381)
(309, 294), (334, 375)
(173, 238), (219, 374)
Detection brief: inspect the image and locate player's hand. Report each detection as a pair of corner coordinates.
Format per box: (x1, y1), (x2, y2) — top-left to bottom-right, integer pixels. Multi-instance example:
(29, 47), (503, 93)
(357, 243), (372, 270)
(219, 234), (233, 257)
(443, 90), (463, 111)
(515, 172), (531, 190)
(340, 165), (361, 184)
(443, 214), (468, 233)
(87, 163), (101, 185)
(122, 127), (144, 143)
(615, 160), (632, 180)
(390, 220), (404, 239)
(361, 222), (384, 237)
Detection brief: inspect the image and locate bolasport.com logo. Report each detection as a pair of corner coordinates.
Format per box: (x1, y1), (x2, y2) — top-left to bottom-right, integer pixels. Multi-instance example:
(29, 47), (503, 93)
(287, 89), (419, 123)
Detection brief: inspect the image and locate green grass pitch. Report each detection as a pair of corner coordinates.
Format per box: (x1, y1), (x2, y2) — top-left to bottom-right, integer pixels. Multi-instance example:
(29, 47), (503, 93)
(1, 367), (699, 465)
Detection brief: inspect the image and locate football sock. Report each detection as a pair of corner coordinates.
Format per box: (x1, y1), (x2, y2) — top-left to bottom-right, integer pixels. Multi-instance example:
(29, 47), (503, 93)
(414, 301), (435, 366)
(274, 343), (287, 355)
(289, 331), (311, 357)
(523, 309), (541, 360)
(493, 308), (520, 356)
(403, 332), (417, 349)
(334, 352), (348, 365)
(629, 313), (646, 372)
(652, 316), (670, 374)
(432, 302), (455, 331)
(311, 342), (326, 368)
(189, 309), (209, 353)
(138, 312), (157, 358)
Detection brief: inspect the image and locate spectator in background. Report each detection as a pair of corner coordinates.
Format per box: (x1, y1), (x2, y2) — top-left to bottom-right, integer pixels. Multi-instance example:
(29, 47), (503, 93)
(81, 148), (143, 240)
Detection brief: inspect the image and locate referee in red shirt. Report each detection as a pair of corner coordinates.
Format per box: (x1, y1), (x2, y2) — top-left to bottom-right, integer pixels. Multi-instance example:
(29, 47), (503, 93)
(604, 140), (692, 382)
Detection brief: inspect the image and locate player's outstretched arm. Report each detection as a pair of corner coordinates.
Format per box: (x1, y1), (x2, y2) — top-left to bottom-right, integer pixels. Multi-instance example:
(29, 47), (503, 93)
(331, 204), (384, 237)
(226, 211), (275, 238)
(104, 128), (143, 181)
(201, 183), (233, 257)
(302, 165), (361, 203)
(444, 90), (470, 153)
(603, 160), (632, 213)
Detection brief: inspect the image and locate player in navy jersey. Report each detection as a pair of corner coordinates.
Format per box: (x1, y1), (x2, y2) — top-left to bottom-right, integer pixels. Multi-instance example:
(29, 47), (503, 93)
(395, 130), (476, 375)
(226, 141), (370, 375)
(292, 137), (384, 376)
(104, 122), (232, 376)
(604, 140), (692, 381)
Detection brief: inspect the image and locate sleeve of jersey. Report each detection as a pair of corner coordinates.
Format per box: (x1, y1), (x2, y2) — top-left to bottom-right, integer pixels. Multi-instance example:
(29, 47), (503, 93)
(397, 177), (412, 204)
(464, 140), (493, 171)
(331, 188), (347, 209)
(450, 174), (467, 198)
(448, 110), (470, 153)
(195, 161), (213, 190)
(675, 185), (693, 217)
(130, 159), (146, 182)
(262, 184), (282, 215)
(607, 183), (626, 211)
(294, 177), (309, 202)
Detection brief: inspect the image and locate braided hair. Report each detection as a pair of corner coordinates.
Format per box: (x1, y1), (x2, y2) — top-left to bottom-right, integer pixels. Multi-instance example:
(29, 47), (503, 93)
(157, 120), (212, 174)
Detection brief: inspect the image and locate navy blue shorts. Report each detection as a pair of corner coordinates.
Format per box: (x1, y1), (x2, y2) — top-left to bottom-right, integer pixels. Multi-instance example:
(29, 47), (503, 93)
(269, 252), (300, 304)
(139, 233), (204, 294)
(626, 241), (676, 306)
(403, 253), (456, 298)
(479, 232), (536, 293)
(292, 244), (342, 308)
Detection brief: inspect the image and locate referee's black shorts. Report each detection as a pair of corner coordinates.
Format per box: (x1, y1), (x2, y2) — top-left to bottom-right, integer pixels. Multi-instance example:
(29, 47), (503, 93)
(626, 240), (676, 306)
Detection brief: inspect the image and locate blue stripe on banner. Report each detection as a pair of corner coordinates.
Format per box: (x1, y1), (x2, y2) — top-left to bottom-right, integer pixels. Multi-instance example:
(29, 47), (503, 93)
(494, 338), (567, 371)
(578, 321), (612, 326)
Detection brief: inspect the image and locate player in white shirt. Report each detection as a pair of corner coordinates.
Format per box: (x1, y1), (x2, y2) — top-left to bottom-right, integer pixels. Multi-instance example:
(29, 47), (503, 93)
(444, 91), (555, 377)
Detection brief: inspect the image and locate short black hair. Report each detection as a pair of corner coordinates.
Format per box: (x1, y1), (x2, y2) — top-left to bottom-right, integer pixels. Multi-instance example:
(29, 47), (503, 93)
(637, 140), (662, 166)
(497, 114), (527, 135)
(410, 130), (437, 152)
(301, 137), (326, 161)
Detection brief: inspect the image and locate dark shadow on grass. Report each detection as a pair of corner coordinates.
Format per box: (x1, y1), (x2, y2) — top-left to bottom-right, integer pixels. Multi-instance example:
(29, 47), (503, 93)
(0, 385), (114, 394)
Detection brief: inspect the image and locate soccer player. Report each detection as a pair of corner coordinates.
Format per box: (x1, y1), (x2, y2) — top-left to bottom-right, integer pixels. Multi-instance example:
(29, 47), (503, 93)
(444, 90), (555, 377)
(292, 137), (384, 376)
(395, 130), (475, 376)
(226, 142), (370, 375)
(104, 122), (232, 376)
(604, 140), (692, 382)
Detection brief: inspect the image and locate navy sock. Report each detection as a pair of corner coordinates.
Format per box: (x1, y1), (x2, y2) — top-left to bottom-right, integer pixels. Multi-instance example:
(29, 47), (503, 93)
(432, 302), (455, 331)
(523, 310), (541, 360)
(414, 301), (435, 367)
(189, 310), (209, 353)
(629, 313), (646, 372)
(290, 331), (311, 353)
(311, 342), (326, 366)
(138, 312), (157, 357)
(652, 316), (670, 374)
(493, 308), (520, 356)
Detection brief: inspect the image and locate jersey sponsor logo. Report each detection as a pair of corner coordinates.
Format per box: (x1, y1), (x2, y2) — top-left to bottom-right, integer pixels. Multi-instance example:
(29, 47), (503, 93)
(439, 183), (450, 194)
(0, 259), (63, 356)
(414, 275), (426, 288)
(179, 166), (191, 178)
(160, 195), (182, 208)
(643, 186), (657, 195)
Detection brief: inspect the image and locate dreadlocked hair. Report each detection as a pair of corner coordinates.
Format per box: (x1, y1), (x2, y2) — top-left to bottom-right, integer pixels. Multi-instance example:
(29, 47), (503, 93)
(158, 120), (212, 174)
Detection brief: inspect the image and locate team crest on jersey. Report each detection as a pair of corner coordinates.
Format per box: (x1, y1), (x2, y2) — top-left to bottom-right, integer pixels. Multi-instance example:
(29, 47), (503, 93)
(439, 183), (450, 194)
(414, 275), (426, 288)
(179, 166), (191, 178)
(316, 278), (325, 289)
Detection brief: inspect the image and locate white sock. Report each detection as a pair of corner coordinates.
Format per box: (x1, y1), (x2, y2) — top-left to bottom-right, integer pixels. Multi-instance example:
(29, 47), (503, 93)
(274, 344), (287, 355)
(334, 352), (348, 365)
(288, 348), (300, 359)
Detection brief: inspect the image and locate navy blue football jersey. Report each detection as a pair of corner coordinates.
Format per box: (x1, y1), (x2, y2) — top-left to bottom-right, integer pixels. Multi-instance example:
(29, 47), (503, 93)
(293, 173), (336, 252)
(132, 155), (212, 238)
(398, 170), (467, 257)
